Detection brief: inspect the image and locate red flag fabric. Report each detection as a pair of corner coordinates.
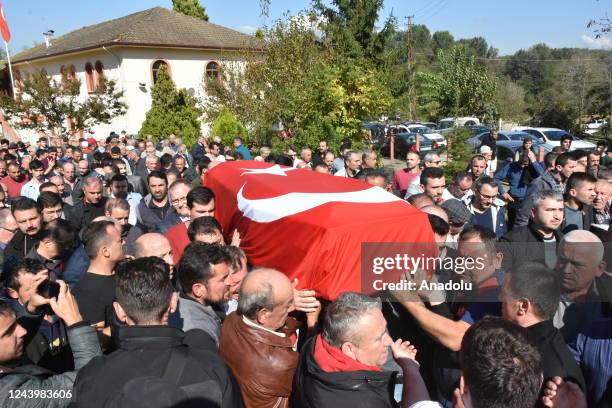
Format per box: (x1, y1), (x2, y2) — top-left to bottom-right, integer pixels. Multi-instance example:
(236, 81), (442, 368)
(206, 161), (436, 300)
(0, 3), (10, 43)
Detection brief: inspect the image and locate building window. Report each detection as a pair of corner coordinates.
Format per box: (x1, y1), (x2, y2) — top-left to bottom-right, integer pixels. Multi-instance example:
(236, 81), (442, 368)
(205, 61), (221, 82)
(151, 60), (169, 84)
(85, 62), (95, 92)
(94, 61), (105, 88)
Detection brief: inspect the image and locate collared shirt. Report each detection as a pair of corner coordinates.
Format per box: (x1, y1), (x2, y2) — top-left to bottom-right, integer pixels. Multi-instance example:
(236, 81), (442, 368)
(242, 315), (286, 338)
(20, 179), (44, 200)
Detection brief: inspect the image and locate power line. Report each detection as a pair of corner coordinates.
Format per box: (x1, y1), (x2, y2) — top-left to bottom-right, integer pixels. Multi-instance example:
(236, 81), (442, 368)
(420, 0), (451, 22)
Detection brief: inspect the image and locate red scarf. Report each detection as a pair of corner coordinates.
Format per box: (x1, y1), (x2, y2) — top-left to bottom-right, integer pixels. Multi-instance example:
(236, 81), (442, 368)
(313, 334), (382, 373)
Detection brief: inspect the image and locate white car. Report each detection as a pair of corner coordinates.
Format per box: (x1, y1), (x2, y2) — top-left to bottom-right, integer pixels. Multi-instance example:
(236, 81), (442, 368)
(438, 117), (481, 130)
(405, 124), (447, 147)
(584, 119), (607, 135)
(511, 127), (596, 150)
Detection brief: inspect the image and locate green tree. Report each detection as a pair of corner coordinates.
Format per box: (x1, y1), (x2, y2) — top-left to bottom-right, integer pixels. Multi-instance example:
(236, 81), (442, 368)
(432, 31), (454, 54)
(496, 80), (529, 123)
(140, 64), (202, 145)
(445, 127), (473, 179)
(1, 70), (126, 136)
(416, 46), (498, 123)
(172, 0), (209, 21)
(210, 106), (247, 145)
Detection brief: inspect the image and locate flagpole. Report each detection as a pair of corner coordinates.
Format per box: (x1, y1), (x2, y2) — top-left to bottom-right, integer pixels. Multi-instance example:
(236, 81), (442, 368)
(4, 40), (15, 99)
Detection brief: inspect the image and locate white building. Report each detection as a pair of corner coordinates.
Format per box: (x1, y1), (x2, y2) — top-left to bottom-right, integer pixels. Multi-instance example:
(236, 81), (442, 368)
(8, 7), (257, 141)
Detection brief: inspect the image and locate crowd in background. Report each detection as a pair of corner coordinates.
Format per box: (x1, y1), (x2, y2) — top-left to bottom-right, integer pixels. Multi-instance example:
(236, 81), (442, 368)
(0, 128), (609, 408)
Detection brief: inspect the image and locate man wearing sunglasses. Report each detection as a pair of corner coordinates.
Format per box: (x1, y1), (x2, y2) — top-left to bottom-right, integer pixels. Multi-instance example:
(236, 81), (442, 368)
(464, 176), (507, 237)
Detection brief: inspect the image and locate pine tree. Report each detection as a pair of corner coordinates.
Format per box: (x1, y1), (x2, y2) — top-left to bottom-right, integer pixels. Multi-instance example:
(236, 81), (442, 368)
(172, 0), (209, 21)
(210, 106), (247, 146)
(140, 64), (202, 146)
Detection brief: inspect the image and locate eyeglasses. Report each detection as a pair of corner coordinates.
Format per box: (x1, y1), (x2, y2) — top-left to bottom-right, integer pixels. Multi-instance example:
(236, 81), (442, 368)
(0, 226), (17, 234)
(428, 160), (441, 165)
(171, 197), (187, 206)
(478, 192), (497, 200)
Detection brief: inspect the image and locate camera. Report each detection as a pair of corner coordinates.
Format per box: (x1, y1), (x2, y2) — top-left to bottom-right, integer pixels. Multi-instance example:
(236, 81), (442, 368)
(37, 279), (60, 299)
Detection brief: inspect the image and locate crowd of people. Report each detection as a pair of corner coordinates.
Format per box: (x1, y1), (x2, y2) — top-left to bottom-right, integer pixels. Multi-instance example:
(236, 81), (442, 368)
(0, 128), (609, 408)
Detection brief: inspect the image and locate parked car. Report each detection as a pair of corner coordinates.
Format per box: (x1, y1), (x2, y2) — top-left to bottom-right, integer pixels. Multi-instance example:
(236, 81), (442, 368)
(511, 127), (596, 150)
(419, 122), (438, 130)
(495, 140), (554, 171)
(362, 122), (387, 149)
(438, 117), (481, 130)
(380, 132), (436, 159)
(401, 124), (447, 147)
(468, 131), (555, 151)
(584, 119), (607, 135)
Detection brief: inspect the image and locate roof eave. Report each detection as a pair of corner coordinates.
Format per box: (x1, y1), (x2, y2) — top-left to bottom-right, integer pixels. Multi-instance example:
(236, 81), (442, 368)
(12, 42), (264, 65)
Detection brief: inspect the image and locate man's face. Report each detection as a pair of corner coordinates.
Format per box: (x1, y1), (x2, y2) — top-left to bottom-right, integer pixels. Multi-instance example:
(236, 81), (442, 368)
(50, 177), (64, 195)
(14, 208), (42, 236)
(0, 311), (27, 363)
(363, 153), (377, 169)
(557, 159), (577, 180)
(458, 237), (500, 285)
(148, 177), (167, 201)
(203, 262), (232, 305)
(262, 280), (294, 331)
(190, 199), (215, 219)
(423, 176), (446, 203)
(62, 165), (75, 182)
(588, 154), (600, 170)
(78, 161), (89, 176)
(562, 139), (572, 150)
(533, 198), (564, 232)
(111, 180), (129, 199)
(174, 158), (186, 173)
(31, 167), (45, 182)
(195, 230), (224, 245)
(349, 309), (393, 367)
(470, 159), (486, 178)
(556, 241), (603, 294)
(109, 208), (130, 230)
(41, 204), (63, 223)
(324, 153), (334, 168)
(475, 184), (498, 210)
(106, 225), (125, 262)
(318, 141), (327, 153)
(83, 182), (103, 204)
(347, 154), (362, 171)
(458, 178), (473, 196)
(228, 258), (248, 300)
(406, 153), (420, 170)
(524, 140), (533, 150)
(8, 165), (21, 181)
(145, 158), (159, 171)
(570, 181), (596, 206)
(575, 157), (587, 173)
(425, 155), (441, 168)
(0, 161), (6, 177)
(72, 150), (82, 162)
(116, 163), (127, 176)
(490, 130), (497, 140)
(302, 150), (312, 163)
(593, 181), (611, 211)
(170, 186), (191, 217)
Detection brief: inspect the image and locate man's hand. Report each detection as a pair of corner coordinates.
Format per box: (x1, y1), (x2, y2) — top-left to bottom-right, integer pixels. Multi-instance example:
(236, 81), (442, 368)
(503, 192), (515, 202)
(541, 377), (587, 408)
(453, 388), (466, 408)
(390, 339), (418, 365)
(49, 280), (83, 326)
(292, 278), (321, 313)
(231, 229), (241, 247)
(25, 270), (51, 313)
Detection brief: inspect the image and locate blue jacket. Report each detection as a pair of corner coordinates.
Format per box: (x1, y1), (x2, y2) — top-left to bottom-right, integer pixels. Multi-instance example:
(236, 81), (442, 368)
(493, 161), (544, 200)
(463, 194), (507, 237)
(235, 144), (252, 160)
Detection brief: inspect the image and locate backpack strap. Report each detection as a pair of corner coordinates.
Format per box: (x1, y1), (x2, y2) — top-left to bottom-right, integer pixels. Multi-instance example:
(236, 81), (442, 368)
(162, 346), (189, 385)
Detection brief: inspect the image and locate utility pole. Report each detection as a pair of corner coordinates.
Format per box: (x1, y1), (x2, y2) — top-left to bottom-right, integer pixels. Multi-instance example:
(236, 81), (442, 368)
(406, 15), (415, 121)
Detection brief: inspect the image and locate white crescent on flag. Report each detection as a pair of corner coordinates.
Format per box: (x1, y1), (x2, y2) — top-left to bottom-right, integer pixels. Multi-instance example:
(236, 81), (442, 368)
(237, 184), (403, 223)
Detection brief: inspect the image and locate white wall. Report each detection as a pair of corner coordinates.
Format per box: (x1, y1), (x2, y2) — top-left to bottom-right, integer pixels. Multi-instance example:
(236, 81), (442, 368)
(12, 46), (247, 140)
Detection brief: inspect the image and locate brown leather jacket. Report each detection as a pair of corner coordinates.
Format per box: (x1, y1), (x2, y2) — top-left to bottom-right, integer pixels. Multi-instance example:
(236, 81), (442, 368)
(219, 313), (300, 408)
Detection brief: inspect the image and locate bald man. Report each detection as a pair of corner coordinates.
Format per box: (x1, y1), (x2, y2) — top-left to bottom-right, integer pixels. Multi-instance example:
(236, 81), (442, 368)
(219, 268), (300, 408)
(554, 229), (607, 343)
(133, 233), (174, 267)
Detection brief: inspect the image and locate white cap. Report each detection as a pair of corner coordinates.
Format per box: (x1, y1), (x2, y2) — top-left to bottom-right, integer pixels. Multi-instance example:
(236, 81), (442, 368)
(479, 145), (492, 154)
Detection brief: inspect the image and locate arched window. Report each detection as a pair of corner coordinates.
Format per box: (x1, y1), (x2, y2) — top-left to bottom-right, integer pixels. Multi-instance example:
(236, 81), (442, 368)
(205, 61), (221, 82)
(94, 60), (105, 88)
(151, 60), (169, 84)
(85, 62), (95, 92)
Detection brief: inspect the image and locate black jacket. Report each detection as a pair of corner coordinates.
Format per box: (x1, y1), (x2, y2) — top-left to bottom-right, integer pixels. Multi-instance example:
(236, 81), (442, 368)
(70, 199), (107, 232)
(3, 231), (42, 273)
(291, 336), (398, 408)
(72, 325), (243, 408)
(499, 222), (564, 272)
(524, 320), (586, 391)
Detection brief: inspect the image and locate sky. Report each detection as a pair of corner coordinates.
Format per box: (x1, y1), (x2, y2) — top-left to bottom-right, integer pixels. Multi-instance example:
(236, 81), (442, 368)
(4, 0), (612, 56)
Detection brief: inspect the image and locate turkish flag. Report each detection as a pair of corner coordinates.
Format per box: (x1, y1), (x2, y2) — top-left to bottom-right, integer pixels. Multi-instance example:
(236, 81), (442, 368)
(206, 161), (436, 300)
(0, 3), (10, 43)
